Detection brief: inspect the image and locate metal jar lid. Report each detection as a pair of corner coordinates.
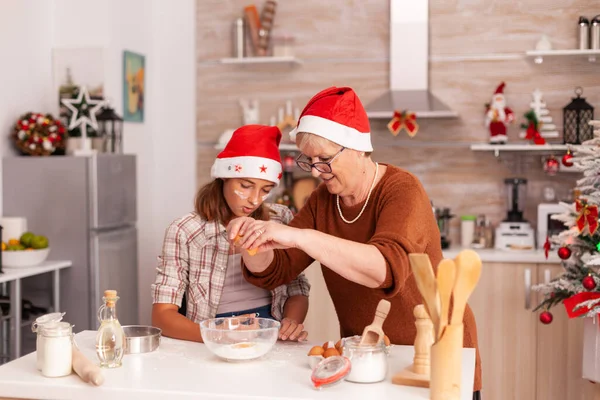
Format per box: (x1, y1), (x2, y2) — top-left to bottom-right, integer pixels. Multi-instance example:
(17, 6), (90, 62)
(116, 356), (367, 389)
(31, 312), (65, 332)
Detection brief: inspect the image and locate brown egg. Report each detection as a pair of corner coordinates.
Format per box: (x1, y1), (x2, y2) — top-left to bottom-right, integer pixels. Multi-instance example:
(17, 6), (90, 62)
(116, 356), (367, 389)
(323, 341), (334, 350)
(307, 346), (325, 356)
(334, 339), (343, 353)
(384, 335), (391, 347)
(323, 348), (340, 358)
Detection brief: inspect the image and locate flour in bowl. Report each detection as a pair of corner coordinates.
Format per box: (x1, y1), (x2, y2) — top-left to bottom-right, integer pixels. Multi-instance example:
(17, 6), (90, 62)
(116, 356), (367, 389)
(211, 342), (273, 360)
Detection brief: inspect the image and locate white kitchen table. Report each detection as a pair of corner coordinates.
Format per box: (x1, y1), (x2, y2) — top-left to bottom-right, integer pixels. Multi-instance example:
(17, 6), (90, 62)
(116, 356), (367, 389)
(0, 261), (72, 360)
(0, 330), (476, 400)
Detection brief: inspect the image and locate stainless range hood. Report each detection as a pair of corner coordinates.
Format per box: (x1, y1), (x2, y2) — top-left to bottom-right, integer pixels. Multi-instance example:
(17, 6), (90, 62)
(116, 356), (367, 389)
(366, 0), (458, 119)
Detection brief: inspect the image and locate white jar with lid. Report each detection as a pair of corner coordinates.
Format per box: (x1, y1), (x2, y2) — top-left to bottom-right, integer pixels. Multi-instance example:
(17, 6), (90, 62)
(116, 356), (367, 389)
(342, 335), (388, 383)
(461, 215), (476, 248)
(31, 312), (65, 371)
(40, 321), (73, 378)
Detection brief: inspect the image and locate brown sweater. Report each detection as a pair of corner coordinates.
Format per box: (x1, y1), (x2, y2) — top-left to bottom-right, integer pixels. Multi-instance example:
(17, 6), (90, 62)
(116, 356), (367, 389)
(244, 164), (482, 391)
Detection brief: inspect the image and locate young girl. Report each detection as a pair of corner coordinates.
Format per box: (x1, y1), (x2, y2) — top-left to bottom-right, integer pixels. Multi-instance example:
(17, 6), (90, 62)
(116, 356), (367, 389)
(151, 125), (310, 342)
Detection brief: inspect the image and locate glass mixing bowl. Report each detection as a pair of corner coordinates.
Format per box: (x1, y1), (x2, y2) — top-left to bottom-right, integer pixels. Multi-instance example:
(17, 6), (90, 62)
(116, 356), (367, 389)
(199, 317), (280, 362)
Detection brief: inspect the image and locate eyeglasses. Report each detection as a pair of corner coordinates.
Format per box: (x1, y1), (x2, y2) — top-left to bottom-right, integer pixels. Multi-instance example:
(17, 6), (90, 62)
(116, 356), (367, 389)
(295, 147), (346, 173)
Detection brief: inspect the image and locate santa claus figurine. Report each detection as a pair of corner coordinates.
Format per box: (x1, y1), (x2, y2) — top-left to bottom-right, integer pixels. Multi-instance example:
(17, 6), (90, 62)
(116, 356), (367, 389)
(485, 82), (514, 144)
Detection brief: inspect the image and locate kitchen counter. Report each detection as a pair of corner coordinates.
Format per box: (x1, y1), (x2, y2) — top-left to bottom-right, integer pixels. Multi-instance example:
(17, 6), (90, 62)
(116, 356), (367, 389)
(443, 246), (561, 264)
(0, 330), (476, 400)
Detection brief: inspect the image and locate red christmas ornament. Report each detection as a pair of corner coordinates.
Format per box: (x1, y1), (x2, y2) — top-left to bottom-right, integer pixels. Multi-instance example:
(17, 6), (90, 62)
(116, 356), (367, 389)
(544, 156), (560, 176)
(583, 275), (597, 290)
(539, 311), (553, 324)
(558, 246), (572, 260)
(562, 152), (574, 167)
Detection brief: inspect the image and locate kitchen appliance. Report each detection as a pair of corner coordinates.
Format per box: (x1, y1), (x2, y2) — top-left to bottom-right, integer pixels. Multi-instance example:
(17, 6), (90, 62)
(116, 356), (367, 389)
(2, 155), (139, 340)
(365, 0), (457, 119)
(537, 203), (565, 250)
(434, 207), (454, 250)
(495, 178), (535, 251)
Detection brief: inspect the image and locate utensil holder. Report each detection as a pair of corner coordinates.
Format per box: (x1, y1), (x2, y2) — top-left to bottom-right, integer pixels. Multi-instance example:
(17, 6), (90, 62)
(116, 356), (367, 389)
(430, 323), (463, 400)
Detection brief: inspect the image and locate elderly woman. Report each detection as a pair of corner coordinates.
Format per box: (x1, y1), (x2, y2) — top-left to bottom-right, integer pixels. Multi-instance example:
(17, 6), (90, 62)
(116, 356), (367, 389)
(227, 87), (482, 398)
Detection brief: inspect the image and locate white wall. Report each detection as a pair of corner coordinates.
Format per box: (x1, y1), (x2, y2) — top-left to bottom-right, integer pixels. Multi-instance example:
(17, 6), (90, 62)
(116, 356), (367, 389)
(0, 0), (56, 213)
(0, 0), (197, 325)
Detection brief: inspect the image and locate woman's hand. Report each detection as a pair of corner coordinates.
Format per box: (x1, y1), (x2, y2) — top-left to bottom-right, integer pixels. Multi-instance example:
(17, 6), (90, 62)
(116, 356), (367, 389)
(278, 318), (308, 342)
(227, 217), (301, 254)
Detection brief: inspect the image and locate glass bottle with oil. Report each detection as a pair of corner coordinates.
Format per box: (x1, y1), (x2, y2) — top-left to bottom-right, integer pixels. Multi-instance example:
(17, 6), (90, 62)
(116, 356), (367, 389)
(95, 289), (125, 368)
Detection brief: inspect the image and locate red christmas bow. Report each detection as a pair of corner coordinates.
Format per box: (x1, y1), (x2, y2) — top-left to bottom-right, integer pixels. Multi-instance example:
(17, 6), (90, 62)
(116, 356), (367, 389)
(576, 200), (599, 235)
(388, 110), (419, 137)
(564, 292), (600, 318)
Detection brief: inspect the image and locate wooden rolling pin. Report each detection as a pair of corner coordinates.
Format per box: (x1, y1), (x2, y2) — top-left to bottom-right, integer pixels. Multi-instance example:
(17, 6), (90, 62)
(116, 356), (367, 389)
(72, 346), (104, 386)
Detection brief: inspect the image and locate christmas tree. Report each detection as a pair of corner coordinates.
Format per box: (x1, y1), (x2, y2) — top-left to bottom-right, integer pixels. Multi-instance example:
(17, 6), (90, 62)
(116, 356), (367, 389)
(533, 119), (600, 324)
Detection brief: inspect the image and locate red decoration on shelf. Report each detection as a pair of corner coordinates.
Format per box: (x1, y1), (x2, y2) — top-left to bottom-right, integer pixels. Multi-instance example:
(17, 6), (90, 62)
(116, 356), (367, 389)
(575, 199), (599, 235)
(558, 246), (572, 260)
(583, 275), (597, 291)
(543, 156), (560, 176)
(388, 110), (419, 137)
(539, 311), (553, 324)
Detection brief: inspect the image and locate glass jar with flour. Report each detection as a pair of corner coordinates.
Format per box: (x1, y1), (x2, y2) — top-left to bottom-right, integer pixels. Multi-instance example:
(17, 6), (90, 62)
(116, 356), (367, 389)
(40, 321), (73, 378)
(31, 312), (66, 371)
(342, 336), (388, 383)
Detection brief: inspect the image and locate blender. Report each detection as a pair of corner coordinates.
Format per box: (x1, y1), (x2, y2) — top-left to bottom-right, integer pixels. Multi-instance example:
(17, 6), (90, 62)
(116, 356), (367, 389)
(434, 207), (454, 249)
(495, 178), (535, 250)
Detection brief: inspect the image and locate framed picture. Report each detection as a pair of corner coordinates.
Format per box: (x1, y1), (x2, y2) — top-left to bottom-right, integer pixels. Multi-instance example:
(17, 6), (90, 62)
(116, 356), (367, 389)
(52, 47), (105, 120)
(122, 50), (145, 122)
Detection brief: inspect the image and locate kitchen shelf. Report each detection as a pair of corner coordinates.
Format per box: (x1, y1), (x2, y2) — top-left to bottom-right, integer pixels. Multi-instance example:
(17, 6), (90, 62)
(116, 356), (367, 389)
(470, 143), (586, 157)
(525, 49), (600, 64)
(219, 56), (302, 66)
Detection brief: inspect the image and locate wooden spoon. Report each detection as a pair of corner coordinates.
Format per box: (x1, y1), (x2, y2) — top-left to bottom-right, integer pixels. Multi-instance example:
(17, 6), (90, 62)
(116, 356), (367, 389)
(359, 299), (391, 346)
(408, 253), (441, 331)
(436, 258), (457, 340)
(450, 249), (482, 326)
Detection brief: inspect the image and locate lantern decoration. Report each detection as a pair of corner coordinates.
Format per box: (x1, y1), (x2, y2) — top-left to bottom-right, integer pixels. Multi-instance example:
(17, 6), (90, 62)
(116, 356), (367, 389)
(96, 103), (124, 154)
(563, 87), (594, 145)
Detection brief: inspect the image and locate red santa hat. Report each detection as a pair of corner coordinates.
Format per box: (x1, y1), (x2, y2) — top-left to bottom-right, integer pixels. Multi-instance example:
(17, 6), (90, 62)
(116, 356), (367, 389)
(494, 82), (506, 95)
(289, 86), (373, 152)
(211, 125), (283, 185)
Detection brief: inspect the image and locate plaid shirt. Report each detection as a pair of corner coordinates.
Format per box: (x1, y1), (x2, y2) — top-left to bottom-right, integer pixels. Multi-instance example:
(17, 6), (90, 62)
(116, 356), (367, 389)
(151, 203), (310, 322)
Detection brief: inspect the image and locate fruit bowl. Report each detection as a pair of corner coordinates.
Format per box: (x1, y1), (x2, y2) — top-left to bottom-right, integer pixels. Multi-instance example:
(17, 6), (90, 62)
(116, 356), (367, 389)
(3, 248), (50, 268)
(199, 317), (280, 362)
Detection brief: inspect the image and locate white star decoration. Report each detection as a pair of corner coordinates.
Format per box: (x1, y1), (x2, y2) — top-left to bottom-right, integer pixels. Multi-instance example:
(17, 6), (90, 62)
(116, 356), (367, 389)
(61, 86), (105, 132)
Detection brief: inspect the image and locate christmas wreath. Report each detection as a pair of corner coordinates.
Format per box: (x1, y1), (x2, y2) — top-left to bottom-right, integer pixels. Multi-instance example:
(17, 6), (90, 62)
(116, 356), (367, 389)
(11, 112), (66, 156)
